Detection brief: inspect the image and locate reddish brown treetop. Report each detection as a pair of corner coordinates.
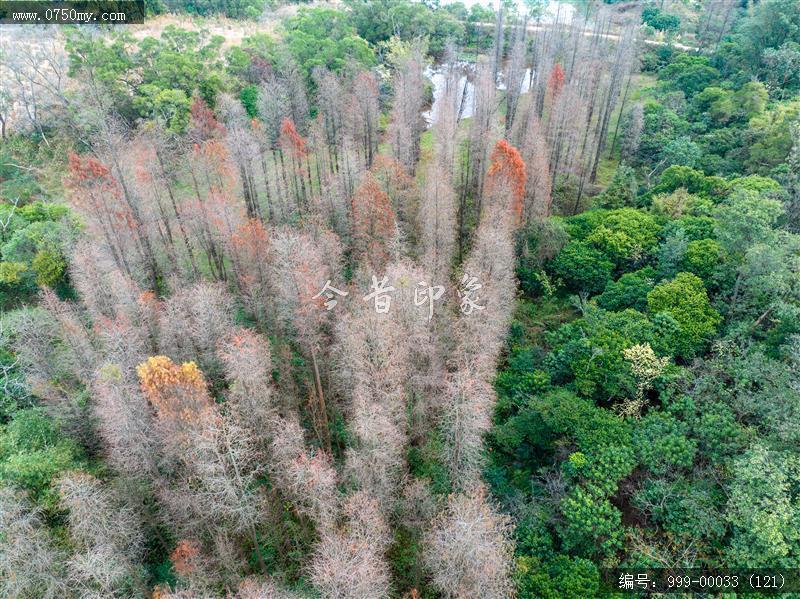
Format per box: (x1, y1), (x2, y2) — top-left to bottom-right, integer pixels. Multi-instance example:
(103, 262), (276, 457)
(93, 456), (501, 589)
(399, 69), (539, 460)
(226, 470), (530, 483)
(279, 117), (308, 159)
(486, 140), (527, 221)
(548, 63), (565, 100)
(189, 97), (226, 142)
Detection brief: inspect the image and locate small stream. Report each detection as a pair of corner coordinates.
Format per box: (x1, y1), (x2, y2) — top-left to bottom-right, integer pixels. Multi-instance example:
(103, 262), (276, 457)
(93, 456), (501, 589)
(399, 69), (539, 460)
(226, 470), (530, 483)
(422, 63), (535, 126)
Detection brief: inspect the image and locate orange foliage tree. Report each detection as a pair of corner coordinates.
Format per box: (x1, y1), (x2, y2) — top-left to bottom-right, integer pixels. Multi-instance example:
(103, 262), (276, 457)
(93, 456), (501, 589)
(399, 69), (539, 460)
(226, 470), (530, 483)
(350, 171), (397, 271)
(279, 117), (312, 208)
(543, 63), (566, 126)
(370, 155), (418, 239)
(547, 63), (565, 100)
(230, 219), (271, 325)
(65, 153), (142, 281)
(484, 140), (527, 222)
(188, 97), (226, 144)
(279, 117), (308, 159)
(137, 356), (213, 435)
(170, 539), (202, 578)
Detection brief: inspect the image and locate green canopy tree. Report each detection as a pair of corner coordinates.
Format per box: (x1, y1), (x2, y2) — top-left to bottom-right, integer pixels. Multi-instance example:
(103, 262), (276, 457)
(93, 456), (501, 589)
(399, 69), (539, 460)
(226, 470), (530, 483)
(596, 165), (638, 209)
(545, 307), (679, 400)
(681, 238), (723, 284)
(658, 55), (720, 98)
(647, 272), (721, 358)
(344, 0), (464, 56)
(726, 446), (800, 568)
(284, 8), (375, 82)
(746, 99), (800, 174)
(549, 241), (613, 296)
(596, 268), (656, 313)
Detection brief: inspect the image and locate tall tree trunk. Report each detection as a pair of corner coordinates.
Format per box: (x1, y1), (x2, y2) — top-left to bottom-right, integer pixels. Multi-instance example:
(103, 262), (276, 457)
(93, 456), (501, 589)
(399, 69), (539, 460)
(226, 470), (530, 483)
(311, 348), (331, 453)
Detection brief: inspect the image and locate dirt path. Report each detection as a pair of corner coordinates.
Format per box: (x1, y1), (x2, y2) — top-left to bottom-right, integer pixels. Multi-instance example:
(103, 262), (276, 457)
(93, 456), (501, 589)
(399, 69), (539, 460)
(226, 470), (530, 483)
(474, 20), (699, 51)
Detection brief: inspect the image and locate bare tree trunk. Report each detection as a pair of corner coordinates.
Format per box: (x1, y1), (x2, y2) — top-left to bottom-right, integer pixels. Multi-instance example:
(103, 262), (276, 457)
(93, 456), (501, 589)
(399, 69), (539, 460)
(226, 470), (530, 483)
(156, 150), (199, 279)
(311, 348), (331, 453)
(609, 71), (633, 157)
(492, 3), (504, 82)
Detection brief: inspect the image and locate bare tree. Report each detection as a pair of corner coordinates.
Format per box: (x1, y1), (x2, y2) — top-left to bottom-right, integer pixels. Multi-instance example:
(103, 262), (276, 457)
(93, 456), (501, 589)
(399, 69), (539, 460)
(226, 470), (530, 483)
(387, 47), (426, 174)
(158, 282), (235, 380)
(444, 142), (522, 483)
(84, 116), (164, 290)
(184, 413), (268, 569)
(65, 151), (154, 286)
(337, 299), (412, 508)
(504, 19), (528, 137)
(279, 118), (314, 211)
(310, 491), (393, 599)
(220, 94), (263, 221)
(491, 2), (505, 81)
(138, 125), (201, 280)
(519, 113), (553, 221)
(269, 226), (343, 447)
(423, 485), (515, 599)
(5, 306), (73, 404)
(441, 369), (495, 486)
(588, 23), (638, 183)
(0, 28), (70, 143)
(419, 161), (457, 283)
(283, 57), (310, 133)
(235, 578), (308, 599)
(39, 289), (96, 385)
(620, 102), (644, 162)
(269, 416), (339, 530)
(58, 472), (146, 598)
(696, 0), (738, 51)
(314, 67), (346, 160)
(137, 356), (269, 578)
(432, 47), (464, 179)
(0, 488), (68, 599)
(229, 219), (272, 327)
(184, 137), (249, 281)
(93, 361), (158, 482)
(0, 84), (12, 140)
(217, 328), (278, 437)
(460, 57), (499, 256)
(348, 71), (380, 168)
(70, 240), (158, 344)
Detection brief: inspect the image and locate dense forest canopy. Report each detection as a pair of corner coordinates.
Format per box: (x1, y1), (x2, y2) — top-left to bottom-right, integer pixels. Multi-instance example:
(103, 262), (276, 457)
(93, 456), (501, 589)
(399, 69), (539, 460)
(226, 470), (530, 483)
(1, 0), (799, 597)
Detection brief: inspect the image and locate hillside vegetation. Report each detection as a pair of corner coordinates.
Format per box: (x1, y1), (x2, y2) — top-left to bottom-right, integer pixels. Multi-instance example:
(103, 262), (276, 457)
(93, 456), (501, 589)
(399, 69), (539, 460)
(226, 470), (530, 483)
(1, 0), (799, 597)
